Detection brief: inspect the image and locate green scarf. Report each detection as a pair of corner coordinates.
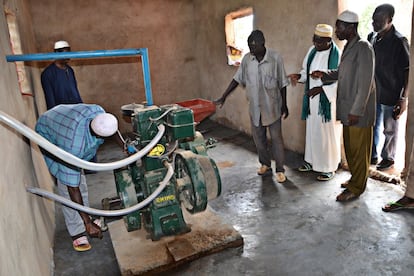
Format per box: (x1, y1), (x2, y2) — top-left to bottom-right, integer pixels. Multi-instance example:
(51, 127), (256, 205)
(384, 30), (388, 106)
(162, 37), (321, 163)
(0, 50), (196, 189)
(301, 43), (339, 122)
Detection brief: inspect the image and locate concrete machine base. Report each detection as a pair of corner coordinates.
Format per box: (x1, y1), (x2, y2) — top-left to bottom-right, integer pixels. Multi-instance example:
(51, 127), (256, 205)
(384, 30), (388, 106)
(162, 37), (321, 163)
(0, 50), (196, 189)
(108, 207), (243, 275)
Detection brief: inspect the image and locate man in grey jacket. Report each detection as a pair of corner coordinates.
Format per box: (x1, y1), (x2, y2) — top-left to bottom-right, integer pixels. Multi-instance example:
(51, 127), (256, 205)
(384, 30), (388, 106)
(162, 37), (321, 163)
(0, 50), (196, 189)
(312, 10), (376, 201)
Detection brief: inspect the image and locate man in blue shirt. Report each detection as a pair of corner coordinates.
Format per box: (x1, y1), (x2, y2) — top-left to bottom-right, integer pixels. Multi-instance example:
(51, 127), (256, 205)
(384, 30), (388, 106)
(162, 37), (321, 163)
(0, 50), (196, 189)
(41, 40), (83, 110)
(36, 104), (118, 251)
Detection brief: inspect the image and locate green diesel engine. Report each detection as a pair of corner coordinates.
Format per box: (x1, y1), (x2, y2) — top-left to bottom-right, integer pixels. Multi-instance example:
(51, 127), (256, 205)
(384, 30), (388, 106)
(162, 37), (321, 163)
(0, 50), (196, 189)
(114, 104), (221, 240)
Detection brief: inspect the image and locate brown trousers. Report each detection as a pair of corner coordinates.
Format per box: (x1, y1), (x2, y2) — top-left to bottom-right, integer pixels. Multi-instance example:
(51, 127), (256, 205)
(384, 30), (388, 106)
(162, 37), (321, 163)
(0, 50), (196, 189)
(343, 126), (373, 196)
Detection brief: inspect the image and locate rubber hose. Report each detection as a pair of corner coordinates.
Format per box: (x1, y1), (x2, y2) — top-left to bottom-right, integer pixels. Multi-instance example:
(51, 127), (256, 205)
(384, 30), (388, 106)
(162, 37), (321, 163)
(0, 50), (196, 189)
(26, 161), (173, 216)
(0, 110), (165, 171)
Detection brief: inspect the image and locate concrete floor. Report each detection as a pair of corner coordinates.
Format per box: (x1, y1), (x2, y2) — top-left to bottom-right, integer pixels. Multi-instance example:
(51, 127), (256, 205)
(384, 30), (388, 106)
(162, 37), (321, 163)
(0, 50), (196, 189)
(54, 119), (414, 276)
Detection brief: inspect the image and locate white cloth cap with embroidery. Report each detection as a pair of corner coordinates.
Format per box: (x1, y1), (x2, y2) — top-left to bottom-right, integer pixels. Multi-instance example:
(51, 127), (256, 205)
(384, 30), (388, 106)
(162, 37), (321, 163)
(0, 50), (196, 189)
(314, 24), (333, 38)
(54, 40), (70, 50)
(91, 113), (118, 137)
(338, 10), (359, 23)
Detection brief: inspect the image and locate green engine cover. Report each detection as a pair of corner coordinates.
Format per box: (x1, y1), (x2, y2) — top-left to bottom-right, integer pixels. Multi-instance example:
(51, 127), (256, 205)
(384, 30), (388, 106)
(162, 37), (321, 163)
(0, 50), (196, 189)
(142, 168), (190, 240)
(161, 104), (195, 140)
(114, 103), (222, 241)
(113, 168), (141, 232)
(132, 105), (166, 171)
(132, 105), (161, 143)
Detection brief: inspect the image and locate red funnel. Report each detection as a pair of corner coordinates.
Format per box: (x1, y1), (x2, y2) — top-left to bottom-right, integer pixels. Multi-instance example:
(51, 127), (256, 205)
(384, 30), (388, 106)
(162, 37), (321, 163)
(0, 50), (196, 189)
(176, 98), (216, 123)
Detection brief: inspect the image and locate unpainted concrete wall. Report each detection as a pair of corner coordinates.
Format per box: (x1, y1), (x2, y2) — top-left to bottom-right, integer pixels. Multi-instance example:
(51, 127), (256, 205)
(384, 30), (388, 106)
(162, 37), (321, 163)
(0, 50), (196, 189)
(404, 4), (414, 170)
(0, 2), (340, 272)
(29, 0), (200, 133)
(194, 0), (340, 153)
(0, 0), (55, 275)
(2, 0), (414, 275)
(28, 0), (340, 152)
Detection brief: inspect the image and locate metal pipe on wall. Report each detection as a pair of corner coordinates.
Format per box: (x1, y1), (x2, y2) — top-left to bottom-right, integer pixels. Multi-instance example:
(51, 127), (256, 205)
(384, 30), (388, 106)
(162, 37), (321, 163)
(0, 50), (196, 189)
(6, 48), (154, 106)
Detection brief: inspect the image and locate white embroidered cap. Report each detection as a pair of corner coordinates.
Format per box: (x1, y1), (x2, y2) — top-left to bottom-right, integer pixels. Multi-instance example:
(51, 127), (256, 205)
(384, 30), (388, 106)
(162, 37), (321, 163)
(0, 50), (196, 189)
(91, 113), (118, 137)
(338, 10), (359, 23)
(314, 24), (333, 38)
(54, 40), (70, 50)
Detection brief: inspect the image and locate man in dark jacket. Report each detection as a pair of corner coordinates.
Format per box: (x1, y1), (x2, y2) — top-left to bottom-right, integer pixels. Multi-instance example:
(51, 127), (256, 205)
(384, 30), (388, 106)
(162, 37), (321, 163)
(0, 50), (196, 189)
(369, 4), (410, 171)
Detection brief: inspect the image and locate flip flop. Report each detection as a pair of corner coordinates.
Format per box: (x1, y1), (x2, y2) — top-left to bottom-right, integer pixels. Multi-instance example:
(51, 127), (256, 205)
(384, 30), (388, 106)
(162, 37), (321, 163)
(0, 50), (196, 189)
(336, 189), (359, 202)
(340, 180), (349, 188)
(72, 236), (91, 252)
(298, 162), (312, 172)
(317, 172), (335, 181)
(382, 202), (414, 212)
(93, 218), (108, 232)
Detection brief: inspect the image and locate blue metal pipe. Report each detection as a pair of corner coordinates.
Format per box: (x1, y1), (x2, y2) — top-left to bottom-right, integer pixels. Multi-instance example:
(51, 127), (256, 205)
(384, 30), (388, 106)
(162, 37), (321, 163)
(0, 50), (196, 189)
(6, 48), (154, 106)
(140, 48), (153, 106)
(6, 48), (147, 62)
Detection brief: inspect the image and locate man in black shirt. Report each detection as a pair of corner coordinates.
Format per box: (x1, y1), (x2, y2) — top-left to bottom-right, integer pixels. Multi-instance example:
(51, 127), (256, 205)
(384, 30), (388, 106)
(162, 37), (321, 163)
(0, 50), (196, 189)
(368, 4), (410, 171)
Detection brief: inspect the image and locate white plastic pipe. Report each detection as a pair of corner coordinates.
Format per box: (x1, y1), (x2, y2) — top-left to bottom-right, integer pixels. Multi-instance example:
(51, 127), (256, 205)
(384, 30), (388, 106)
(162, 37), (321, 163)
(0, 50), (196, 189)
(26, 161), (174, 216)
(0, 110), (165, 171)
(0, 110), (170, 215)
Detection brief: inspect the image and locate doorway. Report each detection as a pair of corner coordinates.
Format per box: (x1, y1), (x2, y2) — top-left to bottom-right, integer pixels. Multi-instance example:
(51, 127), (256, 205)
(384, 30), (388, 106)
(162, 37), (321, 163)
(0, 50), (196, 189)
(341, 0), (413, 172)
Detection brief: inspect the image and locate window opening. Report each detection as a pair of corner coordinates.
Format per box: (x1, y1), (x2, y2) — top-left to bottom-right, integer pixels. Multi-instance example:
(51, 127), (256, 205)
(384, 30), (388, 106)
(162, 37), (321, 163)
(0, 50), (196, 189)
(225, 7), (254, 66)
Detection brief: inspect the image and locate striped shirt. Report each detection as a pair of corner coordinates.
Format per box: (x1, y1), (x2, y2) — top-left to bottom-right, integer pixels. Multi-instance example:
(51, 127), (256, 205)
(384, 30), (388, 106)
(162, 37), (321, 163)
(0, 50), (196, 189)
(35, 104), (105, 187)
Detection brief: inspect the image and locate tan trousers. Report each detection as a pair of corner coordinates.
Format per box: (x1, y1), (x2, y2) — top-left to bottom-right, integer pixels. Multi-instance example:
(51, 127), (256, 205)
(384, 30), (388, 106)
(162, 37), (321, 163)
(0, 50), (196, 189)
(343, 126), (372, 196)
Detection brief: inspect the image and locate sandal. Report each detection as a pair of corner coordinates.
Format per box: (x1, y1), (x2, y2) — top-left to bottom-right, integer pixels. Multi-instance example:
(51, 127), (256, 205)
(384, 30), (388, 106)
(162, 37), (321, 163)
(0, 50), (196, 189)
(298, 162), (312, 172)
(257, 165), (272, 176)
(340, 180), (349, 189)
(72, 236), (91, 252)
(382, 196), (414, 212)
(317, 172), (335, 181)
(93, 218), (108, 232)
(336, 189), (359, 202)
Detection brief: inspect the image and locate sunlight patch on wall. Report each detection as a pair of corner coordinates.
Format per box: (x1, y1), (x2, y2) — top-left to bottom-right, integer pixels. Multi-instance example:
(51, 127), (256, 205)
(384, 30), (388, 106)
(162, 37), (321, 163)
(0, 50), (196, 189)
(4, 8), (32, 96)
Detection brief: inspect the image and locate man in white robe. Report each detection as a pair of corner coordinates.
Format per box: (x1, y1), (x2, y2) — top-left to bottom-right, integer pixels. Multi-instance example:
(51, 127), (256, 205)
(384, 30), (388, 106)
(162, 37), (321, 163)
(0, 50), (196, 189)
(289, 24), (342, 181)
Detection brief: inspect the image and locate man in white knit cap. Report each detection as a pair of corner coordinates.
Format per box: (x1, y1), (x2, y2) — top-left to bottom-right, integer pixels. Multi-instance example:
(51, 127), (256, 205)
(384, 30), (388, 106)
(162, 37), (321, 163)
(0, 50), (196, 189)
(289, 24), (342, 181)
(41, 40), (83, 110)
(35, 104), (118, 251)
(311, 10), (376, 201)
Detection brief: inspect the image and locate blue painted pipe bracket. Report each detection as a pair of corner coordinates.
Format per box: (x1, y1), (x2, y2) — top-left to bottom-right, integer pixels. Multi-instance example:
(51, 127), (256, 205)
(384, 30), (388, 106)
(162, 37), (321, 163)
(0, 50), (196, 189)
(6, 48), (153, 106)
